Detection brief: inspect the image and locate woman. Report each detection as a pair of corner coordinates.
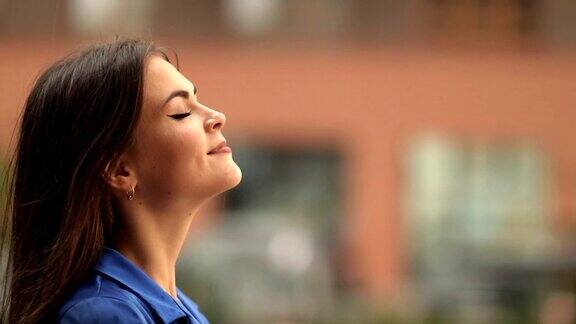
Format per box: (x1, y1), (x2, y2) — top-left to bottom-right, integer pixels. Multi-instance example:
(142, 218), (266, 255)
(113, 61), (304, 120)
(0, 39), (242, 323)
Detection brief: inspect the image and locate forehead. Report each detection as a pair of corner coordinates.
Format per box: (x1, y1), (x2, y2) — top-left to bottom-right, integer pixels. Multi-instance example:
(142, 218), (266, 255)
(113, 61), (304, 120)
(142, 56), (194, 110)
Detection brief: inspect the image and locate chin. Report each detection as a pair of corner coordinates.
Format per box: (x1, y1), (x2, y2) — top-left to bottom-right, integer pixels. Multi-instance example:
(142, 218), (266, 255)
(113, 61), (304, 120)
(225, 163), (243, 189)
(214, 163), (242, 195)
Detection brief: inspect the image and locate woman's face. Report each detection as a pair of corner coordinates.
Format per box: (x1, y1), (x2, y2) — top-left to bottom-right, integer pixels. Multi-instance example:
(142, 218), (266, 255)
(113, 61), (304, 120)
(124, 55), (242, 211)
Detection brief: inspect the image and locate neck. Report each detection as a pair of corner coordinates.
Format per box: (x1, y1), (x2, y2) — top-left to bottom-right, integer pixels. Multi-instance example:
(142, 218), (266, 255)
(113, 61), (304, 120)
(111, 201), (202, 299)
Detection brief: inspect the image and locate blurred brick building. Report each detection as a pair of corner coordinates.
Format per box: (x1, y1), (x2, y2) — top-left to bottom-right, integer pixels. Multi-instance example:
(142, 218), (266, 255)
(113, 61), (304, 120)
(1, 1), (576, 319)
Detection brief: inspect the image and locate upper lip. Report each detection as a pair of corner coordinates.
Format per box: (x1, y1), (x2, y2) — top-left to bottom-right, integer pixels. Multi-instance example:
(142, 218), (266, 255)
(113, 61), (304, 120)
(208, 140), (228, 154)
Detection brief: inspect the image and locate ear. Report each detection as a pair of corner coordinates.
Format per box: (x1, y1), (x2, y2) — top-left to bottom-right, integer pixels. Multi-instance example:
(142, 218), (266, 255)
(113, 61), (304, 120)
(102, 155), (137, 194)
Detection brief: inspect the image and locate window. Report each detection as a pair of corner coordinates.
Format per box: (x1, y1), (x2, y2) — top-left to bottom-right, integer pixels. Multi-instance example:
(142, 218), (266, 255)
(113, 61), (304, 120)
(178, 145), (344, 322)
(405, 134), (553, 321)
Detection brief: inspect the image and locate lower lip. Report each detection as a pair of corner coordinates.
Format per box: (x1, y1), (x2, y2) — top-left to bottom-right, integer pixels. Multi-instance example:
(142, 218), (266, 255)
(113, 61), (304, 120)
(208, 146), (232, 154)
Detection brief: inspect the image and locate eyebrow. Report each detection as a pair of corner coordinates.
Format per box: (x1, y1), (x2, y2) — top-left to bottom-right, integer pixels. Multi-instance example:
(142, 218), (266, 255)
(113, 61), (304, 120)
(162, 86), (198, 107)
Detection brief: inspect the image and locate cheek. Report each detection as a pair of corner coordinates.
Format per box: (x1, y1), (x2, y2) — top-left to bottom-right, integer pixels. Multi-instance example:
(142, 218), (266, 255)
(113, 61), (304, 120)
(172, 129), (206, 169)
(138, 126), (207, 190)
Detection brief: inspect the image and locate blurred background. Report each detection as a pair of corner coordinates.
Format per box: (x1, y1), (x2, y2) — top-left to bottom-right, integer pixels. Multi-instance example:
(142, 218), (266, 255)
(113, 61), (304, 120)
(1, 0), (576, 323)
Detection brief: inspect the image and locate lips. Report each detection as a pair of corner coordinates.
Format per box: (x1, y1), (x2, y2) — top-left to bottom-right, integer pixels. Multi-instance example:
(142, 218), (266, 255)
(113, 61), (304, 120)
(208, 140), (230, 154)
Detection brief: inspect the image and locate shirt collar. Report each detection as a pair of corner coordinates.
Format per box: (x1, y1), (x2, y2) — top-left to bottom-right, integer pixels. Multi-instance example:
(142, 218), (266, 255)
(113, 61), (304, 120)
(94, 247), (189, 324)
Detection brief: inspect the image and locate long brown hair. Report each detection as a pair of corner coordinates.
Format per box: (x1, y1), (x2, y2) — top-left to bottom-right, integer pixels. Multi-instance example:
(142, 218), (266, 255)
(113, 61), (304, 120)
(0, 39), (170, 323)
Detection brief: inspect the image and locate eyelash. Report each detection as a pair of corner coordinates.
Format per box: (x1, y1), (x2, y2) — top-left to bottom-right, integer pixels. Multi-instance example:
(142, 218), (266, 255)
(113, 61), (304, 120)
(170, 112), (191, 120)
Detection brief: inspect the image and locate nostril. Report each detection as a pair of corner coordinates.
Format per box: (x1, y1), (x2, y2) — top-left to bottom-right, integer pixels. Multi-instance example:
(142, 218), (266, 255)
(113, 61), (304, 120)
(205, 119), (222, 132)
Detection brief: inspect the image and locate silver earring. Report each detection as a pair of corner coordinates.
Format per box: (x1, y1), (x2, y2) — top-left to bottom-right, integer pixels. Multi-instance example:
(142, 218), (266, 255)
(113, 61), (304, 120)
(126, 185), (135, 201)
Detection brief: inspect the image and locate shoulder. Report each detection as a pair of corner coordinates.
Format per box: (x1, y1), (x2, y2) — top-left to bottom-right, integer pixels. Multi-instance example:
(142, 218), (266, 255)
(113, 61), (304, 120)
(57, 296), (153, 323)
(57, 273), (156, 323)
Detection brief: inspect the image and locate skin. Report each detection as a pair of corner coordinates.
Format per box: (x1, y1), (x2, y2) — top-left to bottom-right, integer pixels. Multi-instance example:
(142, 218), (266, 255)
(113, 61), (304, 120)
(104, 55), (242, 298)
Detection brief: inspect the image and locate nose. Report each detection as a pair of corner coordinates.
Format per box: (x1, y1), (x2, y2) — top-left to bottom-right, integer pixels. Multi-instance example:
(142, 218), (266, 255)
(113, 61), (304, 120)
(204, 108), (226, 132)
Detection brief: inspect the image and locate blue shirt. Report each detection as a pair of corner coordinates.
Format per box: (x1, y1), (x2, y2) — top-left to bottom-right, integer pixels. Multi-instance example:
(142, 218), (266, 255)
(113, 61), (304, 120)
(56, 247), (210, 324)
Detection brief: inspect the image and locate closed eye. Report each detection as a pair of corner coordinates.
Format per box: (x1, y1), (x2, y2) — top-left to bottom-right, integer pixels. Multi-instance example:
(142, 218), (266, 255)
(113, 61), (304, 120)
(169, 112), (191, 120)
